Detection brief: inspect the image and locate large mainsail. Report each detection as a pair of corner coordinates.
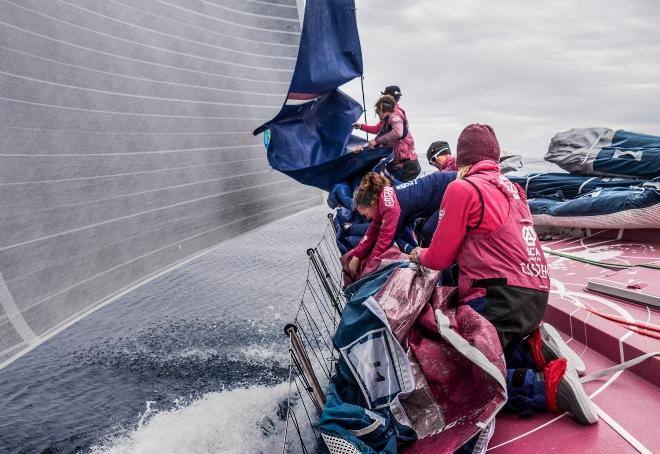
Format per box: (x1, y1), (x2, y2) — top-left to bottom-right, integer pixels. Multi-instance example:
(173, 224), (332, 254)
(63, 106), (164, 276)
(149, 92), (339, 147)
(0, 0), (320, 368)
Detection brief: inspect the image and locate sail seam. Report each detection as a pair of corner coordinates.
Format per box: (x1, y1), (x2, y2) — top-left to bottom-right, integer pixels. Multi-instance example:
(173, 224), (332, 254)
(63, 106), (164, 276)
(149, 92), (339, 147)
(0, 272), (38, 344)
(6, 1), (296, 72)
(0, 21), (291, 85)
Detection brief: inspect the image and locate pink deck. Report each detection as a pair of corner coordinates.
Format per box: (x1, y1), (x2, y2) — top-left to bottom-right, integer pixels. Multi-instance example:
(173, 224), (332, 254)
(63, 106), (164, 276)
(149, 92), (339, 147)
(588, 266), (660, 307)
(490, 229), (660, 453)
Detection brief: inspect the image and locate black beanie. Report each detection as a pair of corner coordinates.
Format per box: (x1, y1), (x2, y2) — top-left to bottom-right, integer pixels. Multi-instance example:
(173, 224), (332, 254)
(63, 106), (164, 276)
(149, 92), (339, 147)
(426, 141), (451, 162)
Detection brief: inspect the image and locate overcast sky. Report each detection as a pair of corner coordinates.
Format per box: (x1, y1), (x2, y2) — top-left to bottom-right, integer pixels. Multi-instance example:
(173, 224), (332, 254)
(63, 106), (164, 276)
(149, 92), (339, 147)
(342, 0), (660, 162)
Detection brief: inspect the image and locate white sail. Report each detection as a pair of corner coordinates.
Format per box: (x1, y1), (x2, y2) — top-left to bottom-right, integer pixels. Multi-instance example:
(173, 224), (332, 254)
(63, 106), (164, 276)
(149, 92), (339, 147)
(0, 0), (320, 368)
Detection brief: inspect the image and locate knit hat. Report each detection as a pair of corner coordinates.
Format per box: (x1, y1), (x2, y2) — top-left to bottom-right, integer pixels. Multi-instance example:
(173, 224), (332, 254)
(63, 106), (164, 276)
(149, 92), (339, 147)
(456, 124), (501, 167)
(381, 86), (402, 101)
(426, 141), (451, 162)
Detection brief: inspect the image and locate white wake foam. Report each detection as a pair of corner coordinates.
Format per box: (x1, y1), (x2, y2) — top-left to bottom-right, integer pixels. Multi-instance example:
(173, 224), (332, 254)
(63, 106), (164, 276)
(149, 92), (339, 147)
(91, 383), (315, 454)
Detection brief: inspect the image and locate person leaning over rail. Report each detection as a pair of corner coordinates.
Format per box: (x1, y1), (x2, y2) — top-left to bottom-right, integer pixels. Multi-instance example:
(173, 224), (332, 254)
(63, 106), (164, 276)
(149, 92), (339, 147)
(409, 124), (598, 425)
(352, 93), (421, 182)
(427, 140), (458, 171)
(345, 170), (455, 281)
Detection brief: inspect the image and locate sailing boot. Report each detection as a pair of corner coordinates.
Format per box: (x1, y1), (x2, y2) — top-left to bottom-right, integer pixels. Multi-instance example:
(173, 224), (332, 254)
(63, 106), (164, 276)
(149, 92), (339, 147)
(544, 358), (599, 425)
(528, 323), (586, 375)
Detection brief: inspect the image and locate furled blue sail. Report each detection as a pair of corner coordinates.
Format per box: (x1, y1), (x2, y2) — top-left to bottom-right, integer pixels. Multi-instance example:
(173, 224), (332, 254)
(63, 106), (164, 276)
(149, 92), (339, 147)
(545, 128), (660, 178)
(529, 184), (660, 229)
(255, 0), (391, 191)
(508, 172), (652, 200)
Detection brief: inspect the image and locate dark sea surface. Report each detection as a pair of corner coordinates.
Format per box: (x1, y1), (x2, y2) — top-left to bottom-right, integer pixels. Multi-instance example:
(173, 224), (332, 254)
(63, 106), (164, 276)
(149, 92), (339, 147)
(0, 204), (329, 454)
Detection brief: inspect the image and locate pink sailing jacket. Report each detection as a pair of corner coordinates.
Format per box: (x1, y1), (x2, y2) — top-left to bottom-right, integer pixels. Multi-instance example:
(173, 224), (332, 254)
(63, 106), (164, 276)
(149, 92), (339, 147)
(360, 105), (418, 164)
(456, 171), (550, 302)
(419, 161), (549, 303)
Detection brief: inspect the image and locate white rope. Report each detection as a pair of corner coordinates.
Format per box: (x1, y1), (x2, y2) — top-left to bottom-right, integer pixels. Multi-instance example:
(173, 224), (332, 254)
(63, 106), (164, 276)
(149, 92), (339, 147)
(580, 351), (660, 383)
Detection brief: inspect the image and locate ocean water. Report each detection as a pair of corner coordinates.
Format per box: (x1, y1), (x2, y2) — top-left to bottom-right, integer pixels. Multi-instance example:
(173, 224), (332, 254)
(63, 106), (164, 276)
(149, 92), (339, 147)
(0, 204), (328, 454)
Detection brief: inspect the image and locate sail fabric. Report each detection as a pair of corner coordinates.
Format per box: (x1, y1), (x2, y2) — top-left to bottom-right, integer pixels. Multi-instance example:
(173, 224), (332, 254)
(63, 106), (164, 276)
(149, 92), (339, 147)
(0, 0), (315, 368)
(529, 185), (660, 229)
(255, 0), (390, 191)
(545, 128), (660, 178)
(319, 264), (506, 454)
(288, 0), (363, 94)
(508, 173), (652, 200)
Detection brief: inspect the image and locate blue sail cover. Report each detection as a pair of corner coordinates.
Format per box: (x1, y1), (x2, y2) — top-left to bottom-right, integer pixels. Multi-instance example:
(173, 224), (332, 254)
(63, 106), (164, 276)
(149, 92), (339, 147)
(529, 184), (660, 228)
(508, 173), (652, 199)
(545, 128), (660, 178)
(254, 0), (390, 191)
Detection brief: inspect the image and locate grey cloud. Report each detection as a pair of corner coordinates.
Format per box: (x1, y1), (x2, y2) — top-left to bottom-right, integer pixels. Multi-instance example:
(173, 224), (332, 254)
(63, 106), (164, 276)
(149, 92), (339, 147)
(344, 0), (660, 158)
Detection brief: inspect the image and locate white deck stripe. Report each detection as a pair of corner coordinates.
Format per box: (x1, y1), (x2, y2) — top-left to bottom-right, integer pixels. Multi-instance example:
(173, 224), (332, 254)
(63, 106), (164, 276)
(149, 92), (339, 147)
(486, 414), (567, 451)
(592, 403), (652, 454)
(0, 272), (38, 343)
(0, 195), (321, 370)
(568, 306), (580, 342)
(619, 331), (634, 363)
(0, 21), (290, 85)
(491, 280), (645, 450)
(487, 369), (628, 451)
(553, 238), (618, 252)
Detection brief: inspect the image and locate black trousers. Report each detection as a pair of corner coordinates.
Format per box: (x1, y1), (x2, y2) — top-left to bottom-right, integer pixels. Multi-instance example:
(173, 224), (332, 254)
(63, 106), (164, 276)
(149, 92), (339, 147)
(473, 285), (548, 351)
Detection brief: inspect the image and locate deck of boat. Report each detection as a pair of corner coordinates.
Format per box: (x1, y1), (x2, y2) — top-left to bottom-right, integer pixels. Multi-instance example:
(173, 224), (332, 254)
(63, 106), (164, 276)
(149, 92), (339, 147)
(490, 229), (660, 453)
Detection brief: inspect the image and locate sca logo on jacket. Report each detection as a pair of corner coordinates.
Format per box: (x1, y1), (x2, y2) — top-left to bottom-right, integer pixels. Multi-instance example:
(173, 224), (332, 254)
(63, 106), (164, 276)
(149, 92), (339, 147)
(521, 225), (537, 247)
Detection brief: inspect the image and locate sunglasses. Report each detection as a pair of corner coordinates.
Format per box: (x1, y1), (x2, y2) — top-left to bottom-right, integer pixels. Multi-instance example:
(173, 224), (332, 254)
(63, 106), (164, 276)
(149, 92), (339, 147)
(428, 147), (449, 165)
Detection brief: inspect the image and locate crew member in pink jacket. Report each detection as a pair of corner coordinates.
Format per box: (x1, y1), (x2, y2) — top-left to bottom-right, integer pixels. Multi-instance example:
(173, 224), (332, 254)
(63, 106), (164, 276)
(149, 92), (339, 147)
(410, 124), (598, 425)
(353, 87), (420, 182)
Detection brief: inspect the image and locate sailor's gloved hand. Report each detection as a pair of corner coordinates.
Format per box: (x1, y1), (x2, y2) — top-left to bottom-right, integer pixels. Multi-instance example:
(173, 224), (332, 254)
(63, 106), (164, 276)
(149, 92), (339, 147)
(352, 123), (362, 130)
(352, 145), (363, 154)
(409, 247), (422, 264)
(367, 139), (378, 149)
(348, 256), (360, 275)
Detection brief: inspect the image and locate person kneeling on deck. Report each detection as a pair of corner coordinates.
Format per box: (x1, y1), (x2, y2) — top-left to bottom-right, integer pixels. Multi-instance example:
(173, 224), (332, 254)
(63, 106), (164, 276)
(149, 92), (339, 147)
(345, 170), (456, 280)
(409, 124), (598, 425)
(352, 94), (421, 182)
(427, 140), (458, 171)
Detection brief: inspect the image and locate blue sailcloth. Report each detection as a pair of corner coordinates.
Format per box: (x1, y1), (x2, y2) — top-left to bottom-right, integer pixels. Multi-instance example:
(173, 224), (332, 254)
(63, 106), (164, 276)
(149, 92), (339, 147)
(254, 0), (391, 191)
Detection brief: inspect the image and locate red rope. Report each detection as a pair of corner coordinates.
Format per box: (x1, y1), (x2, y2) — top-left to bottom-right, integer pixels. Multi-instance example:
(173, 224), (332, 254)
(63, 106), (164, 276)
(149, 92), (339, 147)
(585, 307), (660, 334)
(627, 326), (660, 340)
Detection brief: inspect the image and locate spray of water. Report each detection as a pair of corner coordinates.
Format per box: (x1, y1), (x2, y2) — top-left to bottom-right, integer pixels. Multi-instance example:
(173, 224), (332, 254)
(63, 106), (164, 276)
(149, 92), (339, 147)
(90, 382), (317, 454)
